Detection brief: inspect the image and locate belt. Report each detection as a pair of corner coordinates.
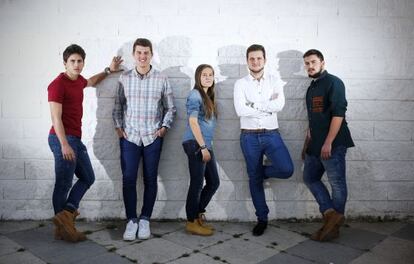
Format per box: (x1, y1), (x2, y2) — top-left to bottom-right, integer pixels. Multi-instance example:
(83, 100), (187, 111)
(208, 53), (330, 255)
(241, 128), (279, 133)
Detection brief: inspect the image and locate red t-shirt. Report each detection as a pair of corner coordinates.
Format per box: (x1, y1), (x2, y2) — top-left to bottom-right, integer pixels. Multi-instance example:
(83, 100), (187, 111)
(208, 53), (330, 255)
(48, 73), (88, 138)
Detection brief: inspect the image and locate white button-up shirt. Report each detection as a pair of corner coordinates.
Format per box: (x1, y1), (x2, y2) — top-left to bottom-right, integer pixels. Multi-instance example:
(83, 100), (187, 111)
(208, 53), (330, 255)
(233, 72), (285, 129)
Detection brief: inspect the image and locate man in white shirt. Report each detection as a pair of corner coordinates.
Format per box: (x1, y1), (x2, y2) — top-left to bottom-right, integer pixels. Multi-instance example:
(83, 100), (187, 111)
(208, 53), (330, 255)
(234, 44), (294, 236)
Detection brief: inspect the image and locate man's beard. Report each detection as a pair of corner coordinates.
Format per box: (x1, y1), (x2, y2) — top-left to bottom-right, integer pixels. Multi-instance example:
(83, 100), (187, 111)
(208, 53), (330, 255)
(308, 69), (323, 78)
(249, 66), (264, 74)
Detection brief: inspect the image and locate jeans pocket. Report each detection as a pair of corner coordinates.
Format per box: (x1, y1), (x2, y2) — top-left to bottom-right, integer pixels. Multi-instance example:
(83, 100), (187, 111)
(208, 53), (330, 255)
(182, 140), (199, 156)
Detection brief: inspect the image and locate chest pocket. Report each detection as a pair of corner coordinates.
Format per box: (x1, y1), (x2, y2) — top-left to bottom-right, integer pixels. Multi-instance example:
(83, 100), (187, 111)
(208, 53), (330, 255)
(312, 96), (324, 113)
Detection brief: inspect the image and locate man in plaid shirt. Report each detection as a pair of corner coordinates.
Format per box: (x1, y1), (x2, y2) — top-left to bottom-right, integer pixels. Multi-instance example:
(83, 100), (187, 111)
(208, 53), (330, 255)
(113, 38), (176, 241)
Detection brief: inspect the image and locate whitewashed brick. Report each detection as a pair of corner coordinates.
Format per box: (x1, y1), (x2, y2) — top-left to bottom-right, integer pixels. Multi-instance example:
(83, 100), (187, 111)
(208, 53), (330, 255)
(260, 0), (338, 17)
(84, 139), (120, 160)
(374, 121), (413, 141)
(282, 79), (310, 99)
(378, 0), (414, 17)
(157, 180), (189, 201)
(216, 78), (237, 99)
(348, 121), (374, 141)
(0, 200), (53, 220)
(3, 140), (51, 159)
(216, 119), (240, 140)
(0, 160), (24, 179)
(82, 119), (118, 140)
(83, 180), (122, 201)
(217, 99), (238, 119)
(25, 160), (54, 180)
(339, 0), (378, 16)
(387, 182), (414, 200)
(348, 181), (389, 201)
(217, 160), (247, 181)
(369, 161), (414, 181)
(277, 100), (307, 121)
(348, 101), (414, 121)
(346, 201), (411, 216)
(2, 180), (53, 200)
(213, 180), (236, 201)
(22, 118), (50, 139)
(346, 79), (414, 101)
(348, 142), (414, 161)
(214, 140), (244, 160)
(0, 119), (23, 139)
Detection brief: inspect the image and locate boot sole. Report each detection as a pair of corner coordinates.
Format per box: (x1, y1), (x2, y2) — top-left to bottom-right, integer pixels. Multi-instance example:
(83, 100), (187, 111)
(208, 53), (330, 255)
(53, 216), (78, 243)
(186, 230), (213, 236)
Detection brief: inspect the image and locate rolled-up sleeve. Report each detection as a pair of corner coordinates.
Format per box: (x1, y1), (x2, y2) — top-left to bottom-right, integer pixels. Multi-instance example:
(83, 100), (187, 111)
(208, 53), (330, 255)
(186, 90), (202, 118)
(112, 80), (126, 128)
(329, 79), (347, 117)
(161, 78), (176, 128)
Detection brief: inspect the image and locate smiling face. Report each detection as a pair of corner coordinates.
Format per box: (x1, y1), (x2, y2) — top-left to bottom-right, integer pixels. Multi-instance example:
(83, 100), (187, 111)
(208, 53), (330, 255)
(133, 45), (152, 70)
(247, 50), (266, 74)
(304, 54), (325, 78)
(64, 53), (84, 79)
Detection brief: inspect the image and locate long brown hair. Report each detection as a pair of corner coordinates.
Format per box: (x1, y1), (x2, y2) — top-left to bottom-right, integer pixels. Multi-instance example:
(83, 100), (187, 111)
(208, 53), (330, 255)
(194, 64), (217, 119)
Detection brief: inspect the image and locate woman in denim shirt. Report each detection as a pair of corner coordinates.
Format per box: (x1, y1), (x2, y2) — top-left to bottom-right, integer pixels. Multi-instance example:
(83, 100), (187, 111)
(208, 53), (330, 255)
(182, 64), (220, 236)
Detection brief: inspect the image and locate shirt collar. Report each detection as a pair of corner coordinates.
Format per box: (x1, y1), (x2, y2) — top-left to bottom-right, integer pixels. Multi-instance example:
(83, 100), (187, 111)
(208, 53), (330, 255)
(134, 65), (153, 79)
(313, 70), (328, 83)
(247, 71), (267, 82)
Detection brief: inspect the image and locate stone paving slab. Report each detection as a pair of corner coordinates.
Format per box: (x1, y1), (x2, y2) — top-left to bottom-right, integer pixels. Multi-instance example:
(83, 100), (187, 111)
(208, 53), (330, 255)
(116, 237), (193, 264)
(258, 252), (315, 264)
(167, 252), (219, 264)
(242, 225), (307, 251)
(286, 239), (364, 264)
(201, 236), (277, 264)
(391, 223), (414, 241)
(347, 221), (406, 236)
(0, 235), (23, 256)
(77, 252), (132, 264)
(0, 250), (47, 264)
(333, 227), (387, 250)
(0, 221), (41, 235)
(163, 228), (233, 250)
(353, 236), (414, 264)
(5, 224), (110, 264)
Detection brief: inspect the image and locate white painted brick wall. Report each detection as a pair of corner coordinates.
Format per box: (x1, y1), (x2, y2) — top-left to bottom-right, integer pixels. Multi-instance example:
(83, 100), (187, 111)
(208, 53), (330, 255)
(0, 0), (413, 220)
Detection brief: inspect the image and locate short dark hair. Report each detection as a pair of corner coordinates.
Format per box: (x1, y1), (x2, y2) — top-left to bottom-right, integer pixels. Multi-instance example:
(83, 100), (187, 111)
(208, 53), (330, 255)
(303, 49), (324, 61)
(63, 44), (86, 62)
(133, 38), (153, 54)
(246, 44), (266, 60)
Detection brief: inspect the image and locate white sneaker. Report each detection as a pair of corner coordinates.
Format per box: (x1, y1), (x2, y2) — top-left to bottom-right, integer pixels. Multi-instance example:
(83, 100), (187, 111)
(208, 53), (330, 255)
(123, 220), (138, 241)
(138, 219), (151, 239)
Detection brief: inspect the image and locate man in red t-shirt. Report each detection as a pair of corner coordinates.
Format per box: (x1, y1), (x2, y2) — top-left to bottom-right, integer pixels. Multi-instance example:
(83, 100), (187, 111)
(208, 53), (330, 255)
(48, 44), (122, 242)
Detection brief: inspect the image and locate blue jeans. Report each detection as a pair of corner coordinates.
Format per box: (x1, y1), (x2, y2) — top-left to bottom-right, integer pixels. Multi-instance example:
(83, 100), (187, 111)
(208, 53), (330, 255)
(182, 140), (220, 221)
(240, 130), (294, 221)
(120, 137), (163, 221)
(303, 146), (347, 214)
(48, 134), (95, 214)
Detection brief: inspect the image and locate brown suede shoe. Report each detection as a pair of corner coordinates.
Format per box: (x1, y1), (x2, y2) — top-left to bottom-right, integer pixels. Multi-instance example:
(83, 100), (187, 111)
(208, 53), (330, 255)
(197, 213), (215, 231)
(186, 220), (213, 236)
(319, 209), (344, 241)
(53, 210), (78, 242)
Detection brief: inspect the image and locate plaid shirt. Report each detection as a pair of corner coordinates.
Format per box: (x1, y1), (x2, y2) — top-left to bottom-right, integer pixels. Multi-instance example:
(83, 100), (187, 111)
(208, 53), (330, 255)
(112, 67), (176, 146)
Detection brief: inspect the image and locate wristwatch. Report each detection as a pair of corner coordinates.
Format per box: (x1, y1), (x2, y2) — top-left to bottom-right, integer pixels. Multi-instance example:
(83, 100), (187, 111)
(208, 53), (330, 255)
(104, 67), (111, 75)
(200, 144), (207, 150)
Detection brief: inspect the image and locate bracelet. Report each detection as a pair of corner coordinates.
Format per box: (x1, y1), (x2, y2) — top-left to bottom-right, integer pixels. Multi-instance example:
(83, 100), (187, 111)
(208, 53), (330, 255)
(104, 67), (111, 75)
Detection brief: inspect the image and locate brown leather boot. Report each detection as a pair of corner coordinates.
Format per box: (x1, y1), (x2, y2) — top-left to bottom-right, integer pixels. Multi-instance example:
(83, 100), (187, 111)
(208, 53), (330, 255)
(186, 220), (213, 236)
(54, 226), (63, 240)
(197, 213), (215, 231)
(310, 213), (328, 241)
(53, 210), (78, 242)
(72, 210), (86, 241)
(319, 209), (344, 241)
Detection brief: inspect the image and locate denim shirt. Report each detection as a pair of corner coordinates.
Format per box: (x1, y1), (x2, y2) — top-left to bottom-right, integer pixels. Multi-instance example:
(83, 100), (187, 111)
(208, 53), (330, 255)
(182, 89), (216, 149)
